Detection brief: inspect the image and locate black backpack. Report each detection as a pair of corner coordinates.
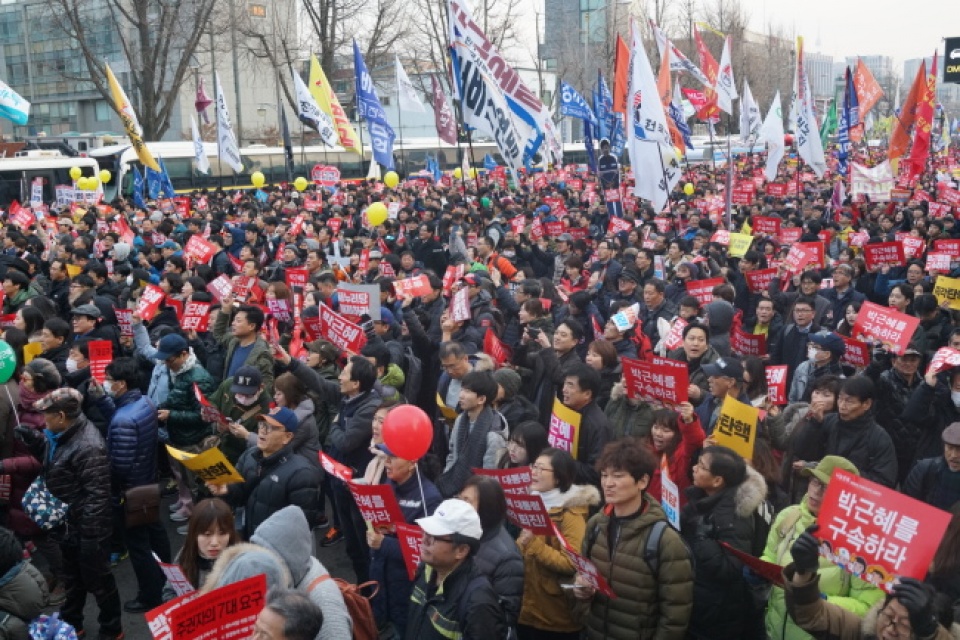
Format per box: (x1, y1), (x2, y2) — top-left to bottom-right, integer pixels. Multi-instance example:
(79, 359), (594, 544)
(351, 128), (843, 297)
(585, 518), (694, 577)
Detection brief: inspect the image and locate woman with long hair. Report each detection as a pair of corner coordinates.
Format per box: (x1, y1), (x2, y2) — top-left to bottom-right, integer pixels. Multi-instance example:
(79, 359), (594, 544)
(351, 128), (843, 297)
(645, 403), (705, 509)
(174, 498), (241, 591)
(585, 339), (621, 409)
(500, 420), (549, 469)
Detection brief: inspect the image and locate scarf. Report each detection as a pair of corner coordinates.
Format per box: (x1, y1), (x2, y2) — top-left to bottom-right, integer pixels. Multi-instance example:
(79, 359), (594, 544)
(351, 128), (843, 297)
(535, 487), (570, 511)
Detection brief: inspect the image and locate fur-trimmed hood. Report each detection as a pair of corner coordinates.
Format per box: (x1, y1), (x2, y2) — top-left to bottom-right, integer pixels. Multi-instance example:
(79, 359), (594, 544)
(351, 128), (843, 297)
(200, 542), (292, 594)
(473, 353), (495, 372)
(861, 599), (960, 639)
(560, 484), (601, 510)
(733, 465), (769, 519)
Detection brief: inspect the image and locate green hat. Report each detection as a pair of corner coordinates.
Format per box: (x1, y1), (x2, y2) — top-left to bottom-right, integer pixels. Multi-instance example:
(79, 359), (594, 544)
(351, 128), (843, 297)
(801, 456), (859, 485)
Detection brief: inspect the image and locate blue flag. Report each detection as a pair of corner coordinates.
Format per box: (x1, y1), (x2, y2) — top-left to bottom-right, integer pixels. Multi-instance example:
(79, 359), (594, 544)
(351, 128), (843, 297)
(609, 116), (626, 158)
(668, 102), (694, 150)
(837, 68), (859, 176)
(595, 72), (615, 141)
(132, 166), (146, 210)
(145, 164), (161, 200)
(158, 158), (176, 198)
(426, 155), (442, 182)
(353, 40), (396, 171)
(584, 119), (597, 173)
(559, 81), (598, 126)
(483, 154), (498, 171)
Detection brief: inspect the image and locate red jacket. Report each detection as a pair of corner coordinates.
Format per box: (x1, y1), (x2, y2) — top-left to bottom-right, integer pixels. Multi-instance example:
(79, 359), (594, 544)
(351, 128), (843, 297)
(646, 414), (706, 509)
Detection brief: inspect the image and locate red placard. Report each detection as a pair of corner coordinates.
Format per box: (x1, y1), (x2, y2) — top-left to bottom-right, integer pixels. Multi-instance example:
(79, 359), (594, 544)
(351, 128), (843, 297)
(568, 227), (590, 241)
(621, 356), (689, 405)
(900, 236), (925, 260)
(145, 591), (202, 640)
(753, 216), (781, 235)
(115, 308), (133, 338)
(529, 217), (544, 241)
(396, 523), (424, 580)
(731, 327), (767, 357)
(347, 481), (406, 526)
(933, 238), (960, 259)
(285, 267), (308, 292)
(510, 217), (525, 235)
(483, 328), (512, 366)
(766, 183), (788, 197)
(765, 365), (788, 405)
(556, 528), (617, 599)
(603, 188), (621, 203)
(167, 574), (266, 640)
(544, 221), (565, 237)
(393, 275), (433, 299)
(503, 492), (554, 536)
(267, 298), (292, 324)
(852, 301), (920, 355)
(8, 200), (33, 229)
(926, 253), (952, 273)
(442, 264), (465, 294)
(926, 347), (960, 376)
(319, 304), (366, 354)
(319, 451), (353, 482)
(778, 227), (803, 245)
(311, 164), (341, 187)
(928, 202), (953, 218)
(721, 542), (785, 586)
(471, 467), (532, 494)
(231, 276), (257, 302)
(87, 340), (111, 383)
(937, 184), (960, 207)
(745, 268), (778, 293)
(732, 184), (755, 205)
(686, 278), (723, 306)
(184, 235), (216, 265)
(607, 217), (632, 235)
(783, 244), (816, 274)
(449, 288), (471, 322)
(710, 230), (731, 246)
(840, 336), (871, 368)
(181, 301), (211, 332)
(136, 285), (166, 321)
(193, 383), (228, 427)
(862, 242), (905, 270)
(206, 274), (233, 301)
(663, 318), (687, 352)
(817, 469), (952, 592)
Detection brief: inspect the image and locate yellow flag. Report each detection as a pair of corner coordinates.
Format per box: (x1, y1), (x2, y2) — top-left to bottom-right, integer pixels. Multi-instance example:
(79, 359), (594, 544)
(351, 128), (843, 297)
(165, 444), (244, 485)
(934, 276), (960, 311)
(436, 392), (458, 422)
(714, 395), (759, 461)
(23, 342), (42, 364)
(548, 399), (582, 458)
(309, 55), (361, 153)
(105, 64), (159, 171)
(728, 233), (754, 258)
(65, 264), (81, 278)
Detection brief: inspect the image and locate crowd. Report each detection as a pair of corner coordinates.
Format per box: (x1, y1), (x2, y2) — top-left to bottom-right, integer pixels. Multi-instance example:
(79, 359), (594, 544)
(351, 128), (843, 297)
(0, 144), (958, 640)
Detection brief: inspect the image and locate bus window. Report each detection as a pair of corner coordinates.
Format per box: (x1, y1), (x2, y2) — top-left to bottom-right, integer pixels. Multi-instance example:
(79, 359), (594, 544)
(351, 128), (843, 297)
(164, 158), (193, 191)
(0, 171), (23, 205)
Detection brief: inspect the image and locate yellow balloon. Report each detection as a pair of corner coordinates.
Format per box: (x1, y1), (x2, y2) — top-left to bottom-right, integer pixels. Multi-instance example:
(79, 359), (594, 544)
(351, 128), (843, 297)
(88, 176), (100, 189)
(294, 177), (309, 192)
(453, 168), (463, 180)
(251, 171), (266, 188)
(99, 169), (112, 184)
(383, 171), (399, 189)
(69, 167), (82, 181)
(468, 168), (478, 179)
(76, 177), (87, 191)
(367, 202), (388, 227)
(683, 182), (695, 196)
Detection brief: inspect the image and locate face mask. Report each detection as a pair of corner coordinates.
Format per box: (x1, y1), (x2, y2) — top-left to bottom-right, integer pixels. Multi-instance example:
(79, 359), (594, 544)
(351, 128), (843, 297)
(951, 391), (960, 408)
(126, 275), (134, 287)
(807, 347), (819, 362)
(103, 381), (114, 396)
(235, 393), (257, 406)
(66, 358), (78, 373)
(503, 251), (515, 258)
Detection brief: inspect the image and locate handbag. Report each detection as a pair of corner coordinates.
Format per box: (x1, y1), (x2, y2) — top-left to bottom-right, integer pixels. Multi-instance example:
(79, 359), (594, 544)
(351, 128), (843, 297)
(22, 475), (68, 531)
(124, 484), (161, 528)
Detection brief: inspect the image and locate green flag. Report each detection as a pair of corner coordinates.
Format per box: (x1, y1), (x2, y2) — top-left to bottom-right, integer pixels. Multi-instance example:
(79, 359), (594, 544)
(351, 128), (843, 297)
(820, 100), (838, 147)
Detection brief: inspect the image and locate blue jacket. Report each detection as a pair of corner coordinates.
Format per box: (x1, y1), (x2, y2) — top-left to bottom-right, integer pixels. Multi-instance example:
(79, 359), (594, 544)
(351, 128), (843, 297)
(102, 390), (159, 489)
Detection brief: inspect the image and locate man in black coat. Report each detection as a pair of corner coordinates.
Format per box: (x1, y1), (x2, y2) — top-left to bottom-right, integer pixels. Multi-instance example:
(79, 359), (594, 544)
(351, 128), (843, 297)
(903, 422), (960, 511)
(769, 297), (820, 391)
(560, 363), (613, 488)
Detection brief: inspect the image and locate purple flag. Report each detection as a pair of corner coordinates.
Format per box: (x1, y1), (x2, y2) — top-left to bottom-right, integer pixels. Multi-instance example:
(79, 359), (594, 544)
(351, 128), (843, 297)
(195, 77), (212, 124)
(431, 75), (458, 146)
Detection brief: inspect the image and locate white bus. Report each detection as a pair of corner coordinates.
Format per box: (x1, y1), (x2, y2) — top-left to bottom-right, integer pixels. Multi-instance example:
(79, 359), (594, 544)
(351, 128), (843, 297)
(0, 153), (99, 207)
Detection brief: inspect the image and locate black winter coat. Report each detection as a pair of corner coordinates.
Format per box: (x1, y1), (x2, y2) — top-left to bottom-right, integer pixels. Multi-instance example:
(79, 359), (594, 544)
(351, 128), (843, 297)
(101, 389), (159, 490)
(822, 411), (898, 488)
(226, 443), (322, 538)
(405, 558), (505, 640)
(903, 380), (960, 463)
(473, 523), (524, 629)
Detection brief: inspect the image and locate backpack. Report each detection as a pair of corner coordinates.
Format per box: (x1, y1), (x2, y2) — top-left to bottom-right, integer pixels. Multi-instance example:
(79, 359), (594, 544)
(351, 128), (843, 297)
(585, 518), (691, 577)
(308, 575), (379, 640)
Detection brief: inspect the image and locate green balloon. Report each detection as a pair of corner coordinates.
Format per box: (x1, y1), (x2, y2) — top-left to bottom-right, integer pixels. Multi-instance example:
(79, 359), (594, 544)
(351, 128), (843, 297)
(0, 341), (15, 384)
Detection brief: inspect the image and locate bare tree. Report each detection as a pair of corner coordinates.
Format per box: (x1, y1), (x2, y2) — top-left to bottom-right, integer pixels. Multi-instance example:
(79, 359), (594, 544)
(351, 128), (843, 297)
(48, 0), (218, 141)
(301, 0), (367, 74)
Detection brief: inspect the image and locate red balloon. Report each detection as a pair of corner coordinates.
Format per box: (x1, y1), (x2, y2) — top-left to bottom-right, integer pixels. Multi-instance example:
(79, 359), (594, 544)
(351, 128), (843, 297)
(783, 134), (795, 146)
(382, 405), (433, 461)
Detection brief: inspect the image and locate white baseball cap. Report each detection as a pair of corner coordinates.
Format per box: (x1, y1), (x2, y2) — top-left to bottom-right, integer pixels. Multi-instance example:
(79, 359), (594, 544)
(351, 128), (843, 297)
(416, 499), (483, 541)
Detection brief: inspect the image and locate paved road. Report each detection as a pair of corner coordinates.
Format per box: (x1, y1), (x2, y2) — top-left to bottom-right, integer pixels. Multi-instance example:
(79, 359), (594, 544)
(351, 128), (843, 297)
(74, 495), (354, 639)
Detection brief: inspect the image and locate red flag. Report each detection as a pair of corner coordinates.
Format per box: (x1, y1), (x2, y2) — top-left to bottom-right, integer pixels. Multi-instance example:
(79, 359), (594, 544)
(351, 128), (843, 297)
(906, 52), (937, 183)
(612, 34), (630, 114)
(195, 77), (213, 124)
(657, 37), (686, 152)
(431, 75), (458, 146)
(854, 58), (884, 116)
(483, 329), (512, 366)
(693, 27), (721, 122)
(889, 61), (927, 160)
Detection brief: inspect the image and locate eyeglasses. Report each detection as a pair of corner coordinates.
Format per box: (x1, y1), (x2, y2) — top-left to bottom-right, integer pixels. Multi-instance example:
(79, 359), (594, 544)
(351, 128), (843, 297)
(257, 423), (284, 433)
(531, 464), (554, 473)
(877, 609), (911, 636)
(423, 533), (455, 545)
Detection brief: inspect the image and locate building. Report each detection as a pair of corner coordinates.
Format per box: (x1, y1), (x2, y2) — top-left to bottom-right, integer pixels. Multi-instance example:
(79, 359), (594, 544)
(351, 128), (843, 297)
(0, 0), (298, 144)
(806, 51), (836, 100)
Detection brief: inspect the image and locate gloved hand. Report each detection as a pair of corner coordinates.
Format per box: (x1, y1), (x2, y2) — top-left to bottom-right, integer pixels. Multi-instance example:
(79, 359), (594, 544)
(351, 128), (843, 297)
(893, 577), (938, 638)
(790, 525), (821, 575)
(13, 426), (40, 446)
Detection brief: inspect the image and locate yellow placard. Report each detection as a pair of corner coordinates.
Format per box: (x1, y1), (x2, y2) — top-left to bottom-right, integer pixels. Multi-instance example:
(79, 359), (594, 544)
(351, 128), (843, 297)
(65, 264), (81, 278)
(548, 398), (582, 458)
(436, 393), (458, 422)
(23, 342), (43, 364)
(728, 233), (754, 258)
(934, 276), (960, 311)
(714, 395), (759, 461)
(165, 444), (244, 485)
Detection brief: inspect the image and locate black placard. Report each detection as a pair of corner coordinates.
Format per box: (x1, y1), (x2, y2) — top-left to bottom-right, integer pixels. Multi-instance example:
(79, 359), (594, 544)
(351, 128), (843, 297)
(945, 37), (960, 85)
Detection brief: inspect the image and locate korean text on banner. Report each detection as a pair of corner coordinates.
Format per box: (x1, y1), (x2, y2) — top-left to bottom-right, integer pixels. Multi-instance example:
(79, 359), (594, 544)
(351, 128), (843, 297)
(88, 340), (112, 384)
(660, 454), (680, 529)
(193, 383), (229, 427)
(347, 481), (405, 526)
(181, 301), (211, 332)
(136, 285), (166, 321)
(319, 304), (367, 354)
(167, 575), (266, 640)
(336, 283), (381, 320)
(840, 336), (871, 368)
(727, 233), (754, 258)
(547, 399), (582, 456)
(926, 347), (960, 376)
(393, 275), (433, 298)
(816, 469), (952, 592)
(471, 467), (531, 494)
(851, 301), (921, 354)
(145, 591), (202, 640)
(164, 444), (244, 485)
(622, 356), (689, 405)
(396, 523), (423, 580)
(765, 365), (788, 405)
(320, 451), (354, 482)
(933, 275), (960, 311)
(154, 554), (195, 597)
(557, 532), (618, 599)
(714, 395), (759, 461)
(503, 492), (554, 536)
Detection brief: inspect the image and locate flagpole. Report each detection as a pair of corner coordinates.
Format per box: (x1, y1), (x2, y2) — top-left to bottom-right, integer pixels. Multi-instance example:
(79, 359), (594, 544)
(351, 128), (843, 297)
(465, 129), (477, 188)
(725, 114), (733, 230)
(397, 106), (406, 177)
(355, 95), (367, 178)
(654, 142), (674, 219)
(215, 75), (223, 192)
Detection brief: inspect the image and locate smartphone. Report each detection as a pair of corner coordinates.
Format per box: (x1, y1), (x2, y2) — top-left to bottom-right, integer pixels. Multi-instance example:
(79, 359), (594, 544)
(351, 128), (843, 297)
(528, 327), (541, 339)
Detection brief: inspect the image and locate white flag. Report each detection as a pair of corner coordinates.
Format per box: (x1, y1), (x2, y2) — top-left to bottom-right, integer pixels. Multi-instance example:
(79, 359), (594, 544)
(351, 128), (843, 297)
(395, 56), (426, 113)
(716, 36), (738, 115)
(627, 23), (680, 213)
(292, 67), (338, 148)
(650, 20), (711, 87)
(793, 39), (826, 177)
(215, 72), (243, 173)
(739, 80), (761, 143)
(759, 91), (785, 182)
(0, 79), (30, 126)
(190, 116), (210, 175)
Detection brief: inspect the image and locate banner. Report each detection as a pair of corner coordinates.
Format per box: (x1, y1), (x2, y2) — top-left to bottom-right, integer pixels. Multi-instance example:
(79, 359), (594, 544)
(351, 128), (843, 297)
(731, 327), (766, 357)
(292, 66), (338, 147)
(471, 466), (531, 494)
(850, 162), (894, 202)
(663, 317), (687, 351)
(336, 283), (381, 320)
(166, 575), (265, 640)
(136, 285), (166, 321)
(851, 301), (921, 354)
(165, 444), (244, 485)
(146, 592), (202, 640)
(622, 356), (689, 405)
(559, 81), (598, 125)
(396, 523), (424, 580)
(714, 395), (759, 460)
(431, 75), (459, 146)
(862, 242), (905, 270)
(214, 72), (243, 173)
(353, 40), (396, 171)
(660, 454), (680, 529)
(752, 216), (781, 236)
(728, 233), (753, 258)
(816, 469), (951, 591)
(308, 54), (361, 153)
(319, 451), (354, 482)
(715, 36), (738, 115)
(927, 347), (960, 376)
(184, 235), (215, 265)
(393, 275), (432, 299)
(557, 531), (617, 599)
(794, 38), (827, 177)
(105, 64), (159, 171)
(484, 328), (512, 366)
(154, 555), (195, 597)
(348, 481), (405, 526)
(739, 79), (761, 142)
(840, 336), (871, 368)
(319, 304), (367, 354)
(686, 278), (723, 306)
(449, 287), (470, 322)
(0, 78), (29, 126)
(502, 492), (554, 536)
(745, 268), (778, 294)
(765, 365), (788, 405)
(547, 399), (582, 456)
(87, 340), (112, 384)
(946, 38), (960, 84)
